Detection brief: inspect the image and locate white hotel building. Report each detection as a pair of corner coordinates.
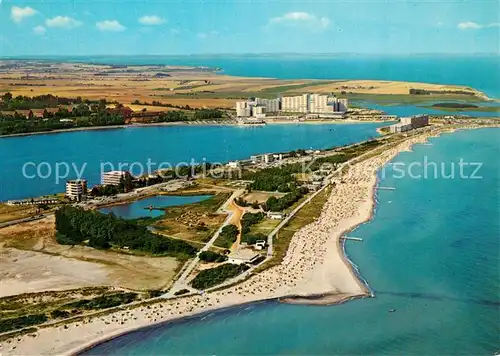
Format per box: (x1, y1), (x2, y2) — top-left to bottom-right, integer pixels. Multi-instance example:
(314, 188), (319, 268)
(236, 93), (348, 117)
(389, 115), (429, 133)
(254, 98), (281, 113)
(281, 94), (310, 113)
(101, 171), (129, 186)
(65, 179), (88, 201)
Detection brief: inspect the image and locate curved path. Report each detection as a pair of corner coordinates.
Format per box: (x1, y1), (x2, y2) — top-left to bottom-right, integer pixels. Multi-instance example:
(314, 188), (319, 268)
(164, 189), (244, 296)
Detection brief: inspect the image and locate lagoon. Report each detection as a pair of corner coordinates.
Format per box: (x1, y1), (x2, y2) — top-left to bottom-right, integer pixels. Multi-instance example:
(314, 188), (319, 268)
(0, 122), (384, 202)
(99, 195), (213, 219)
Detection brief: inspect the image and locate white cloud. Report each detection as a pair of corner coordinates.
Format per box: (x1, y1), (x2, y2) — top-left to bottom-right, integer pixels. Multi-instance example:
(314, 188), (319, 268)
(33, 25), (46, 35)
(96, 20), (126, 32)
(458, 21), (500, 30)
(272, 12), (314, 22)
(11, 6), (37, 23)
(197, 30), (218, 39)
(268, 12), (330, 32)
(45, 16), (82, 29)
(138, 15), (166, 25)
(458, 21), (482, 30)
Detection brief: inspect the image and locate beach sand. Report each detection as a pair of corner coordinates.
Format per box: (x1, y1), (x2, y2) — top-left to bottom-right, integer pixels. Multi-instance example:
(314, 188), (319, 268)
(0, 131), (437, 356)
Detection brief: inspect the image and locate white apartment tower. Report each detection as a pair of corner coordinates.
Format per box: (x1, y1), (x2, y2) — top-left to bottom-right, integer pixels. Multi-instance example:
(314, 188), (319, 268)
(236, 101), (251, 117)
(101, 171), (129, 186)
(309, 94), (328, 113)
(281, 94), (309, 113)
(254, 98), (280, 113)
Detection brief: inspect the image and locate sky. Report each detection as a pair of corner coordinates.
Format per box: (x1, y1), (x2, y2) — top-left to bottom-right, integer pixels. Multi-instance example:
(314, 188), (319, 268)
(0, 0), (499, 56)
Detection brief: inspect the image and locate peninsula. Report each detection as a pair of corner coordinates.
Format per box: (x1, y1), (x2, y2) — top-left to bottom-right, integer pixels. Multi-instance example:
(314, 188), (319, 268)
(0, 60), (498, 356)
(0, 117), (498, 355)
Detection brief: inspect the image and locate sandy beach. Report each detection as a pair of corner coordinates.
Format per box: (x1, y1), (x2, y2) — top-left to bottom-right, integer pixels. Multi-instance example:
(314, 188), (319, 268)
(0, 131), (438, 356)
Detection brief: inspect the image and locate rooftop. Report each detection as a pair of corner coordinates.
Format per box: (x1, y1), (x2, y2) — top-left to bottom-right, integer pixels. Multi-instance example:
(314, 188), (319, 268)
(228, 249), (260, 261)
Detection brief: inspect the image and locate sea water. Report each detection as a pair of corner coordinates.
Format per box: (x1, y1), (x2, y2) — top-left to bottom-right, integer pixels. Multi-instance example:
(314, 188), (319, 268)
(18, 54), (500, 98)
(83, 128), (500, 355)
(0, 122), (384, 201)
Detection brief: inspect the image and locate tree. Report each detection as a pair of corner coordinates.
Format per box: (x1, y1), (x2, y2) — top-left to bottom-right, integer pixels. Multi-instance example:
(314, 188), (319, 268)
(98, 99), (107, 112)
(54, 206), (198, 257)
(2, 92), (12, 102)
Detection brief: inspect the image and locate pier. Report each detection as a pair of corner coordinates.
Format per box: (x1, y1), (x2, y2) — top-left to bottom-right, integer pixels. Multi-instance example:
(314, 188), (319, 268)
(341, 236), (363, 242)
(377, 186), (395, 191)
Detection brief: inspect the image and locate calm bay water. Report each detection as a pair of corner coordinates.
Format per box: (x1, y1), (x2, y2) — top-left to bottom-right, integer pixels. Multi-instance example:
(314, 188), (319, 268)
(83, 128), (500, 355)
(21, 54), (500, 98)
(0, 123), (383, 201)
(356, 100), (500, 118)
(99, 195), (212, 219)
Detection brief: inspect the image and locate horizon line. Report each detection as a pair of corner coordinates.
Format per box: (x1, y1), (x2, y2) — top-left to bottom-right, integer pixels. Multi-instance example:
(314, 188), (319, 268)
(1, 52), (498, 59)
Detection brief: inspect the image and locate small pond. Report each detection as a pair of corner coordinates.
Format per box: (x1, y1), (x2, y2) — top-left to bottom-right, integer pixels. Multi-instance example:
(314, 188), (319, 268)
(99, 195), (213, 219)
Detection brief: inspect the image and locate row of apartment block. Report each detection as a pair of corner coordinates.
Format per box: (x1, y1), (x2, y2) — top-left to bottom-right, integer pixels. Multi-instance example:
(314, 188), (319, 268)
(236, 94), (348, 117)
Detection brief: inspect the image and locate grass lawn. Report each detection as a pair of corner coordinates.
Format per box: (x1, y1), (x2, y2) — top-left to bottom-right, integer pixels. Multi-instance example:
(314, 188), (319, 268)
(246, 218), (281, 236)
(153, 192), (231, 243)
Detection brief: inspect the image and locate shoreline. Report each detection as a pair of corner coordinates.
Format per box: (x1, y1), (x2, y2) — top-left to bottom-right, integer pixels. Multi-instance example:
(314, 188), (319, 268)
(0, 119), (390, 139)
(0, 125), (126, 139)
(0, 129), (441, 356)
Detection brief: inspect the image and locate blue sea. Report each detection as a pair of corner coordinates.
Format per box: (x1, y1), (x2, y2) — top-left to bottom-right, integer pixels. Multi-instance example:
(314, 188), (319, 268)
(83, 128), (500, 356)
(99, 195), (212, 219)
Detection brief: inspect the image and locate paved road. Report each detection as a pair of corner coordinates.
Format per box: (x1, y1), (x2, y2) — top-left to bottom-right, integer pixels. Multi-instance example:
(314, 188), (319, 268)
(0, 213), (51, 229)
(164, 189), (244, 296)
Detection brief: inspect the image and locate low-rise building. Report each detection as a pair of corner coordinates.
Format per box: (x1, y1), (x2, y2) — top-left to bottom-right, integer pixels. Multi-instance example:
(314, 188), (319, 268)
(400, 114), (429, 128)
(227, 161), (240, 168)
(389, 123), (413, 133)
(101, 170), (129, 186)
(254, 240), (266, 250)
(251, 153), (273, 164)
(267, 211), (285, 220)
(65, 179), (88, 201)
(7, 198), (60, 206)
(227, 249), (261, 265)
(389, 114), (429, 133)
